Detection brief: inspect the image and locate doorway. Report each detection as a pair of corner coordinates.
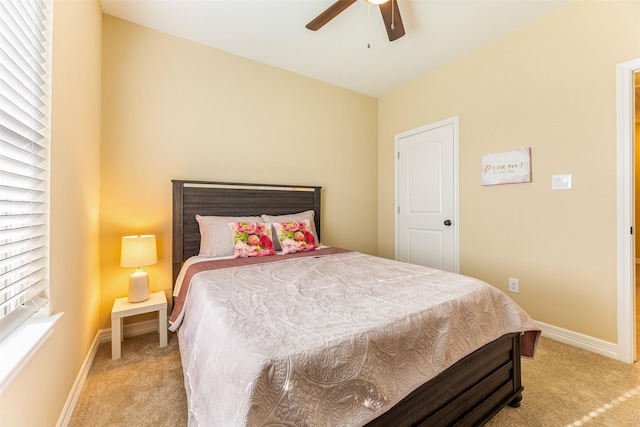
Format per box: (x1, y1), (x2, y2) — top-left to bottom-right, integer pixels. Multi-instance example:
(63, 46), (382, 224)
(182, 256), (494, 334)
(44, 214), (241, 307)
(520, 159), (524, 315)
(616, 58), (640, 363)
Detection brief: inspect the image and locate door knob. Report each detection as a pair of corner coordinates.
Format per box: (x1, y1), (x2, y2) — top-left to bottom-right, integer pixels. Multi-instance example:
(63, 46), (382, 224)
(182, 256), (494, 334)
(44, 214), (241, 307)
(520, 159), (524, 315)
(444, 220), (452, 226)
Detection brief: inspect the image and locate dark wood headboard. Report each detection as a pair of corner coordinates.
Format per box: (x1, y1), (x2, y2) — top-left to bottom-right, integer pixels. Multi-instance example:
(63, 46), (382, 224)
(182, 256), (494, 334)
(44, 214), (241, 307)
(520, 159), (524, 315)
(172, 180), (322, 283)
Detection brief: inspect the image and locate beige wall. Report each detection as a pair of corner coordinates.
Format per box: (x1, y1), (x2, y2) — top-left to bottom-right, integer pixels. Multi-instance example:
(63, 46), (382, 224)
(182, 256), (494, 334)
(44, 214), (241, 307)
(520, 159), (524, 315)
(99, 16), (379, 328)
(378, 0), (640, 343)
(0, 0), (103, 426)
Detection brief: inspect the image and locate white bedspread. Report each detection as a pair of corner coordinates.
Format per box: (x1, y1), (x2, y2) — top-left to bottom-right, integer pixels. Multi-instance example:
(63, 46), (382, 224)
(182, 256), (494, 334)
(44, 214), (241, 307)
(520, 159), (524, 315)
(174, 250), (539, 426)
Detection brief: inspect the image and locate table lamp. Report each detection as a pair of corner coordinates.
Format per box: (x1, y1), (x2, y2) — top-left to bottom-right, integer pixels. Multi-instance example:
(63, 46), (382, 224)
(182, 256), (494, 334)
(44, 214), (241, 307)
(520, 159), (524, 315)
(120, 234), (157, 302)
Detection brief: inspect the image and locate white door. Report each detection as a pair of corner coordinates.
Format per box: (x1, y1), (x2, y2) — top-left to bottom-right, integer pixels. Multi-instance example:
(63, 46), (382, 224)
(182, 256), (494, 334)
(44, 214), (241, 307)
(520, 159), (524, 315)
(395, 117), (459, 272)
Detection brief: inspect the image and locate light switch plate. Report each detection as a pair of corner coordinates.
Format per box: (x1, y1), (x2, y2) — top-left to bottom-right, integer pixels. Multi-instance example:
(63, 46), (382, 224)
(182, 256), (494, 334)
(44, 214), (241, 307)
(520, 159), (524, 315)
(552, 174), (572, 190)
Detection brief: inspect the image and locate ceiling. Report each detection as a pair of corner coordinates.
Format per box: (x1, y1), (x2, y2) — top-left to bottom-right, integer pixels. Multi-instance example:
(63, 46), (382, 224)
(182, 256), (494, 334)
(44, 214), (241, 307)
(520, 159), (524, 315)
(100, 0), (571, 97)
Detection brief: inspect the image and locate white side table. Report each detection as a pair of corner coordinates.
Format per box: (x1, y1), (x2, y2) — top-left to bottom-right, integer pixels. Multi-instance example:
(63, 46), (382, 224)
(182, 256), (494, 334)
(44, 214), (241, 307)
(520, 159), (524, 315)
(111, 291), (168, 360)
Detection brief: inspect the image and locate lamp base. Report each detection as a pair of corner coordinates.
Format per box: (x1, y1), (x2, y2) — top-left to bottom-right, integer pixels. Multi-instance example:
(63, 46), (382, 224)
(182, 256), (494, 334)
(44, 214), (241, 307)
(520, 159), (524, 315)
(128, 269), (150, 303)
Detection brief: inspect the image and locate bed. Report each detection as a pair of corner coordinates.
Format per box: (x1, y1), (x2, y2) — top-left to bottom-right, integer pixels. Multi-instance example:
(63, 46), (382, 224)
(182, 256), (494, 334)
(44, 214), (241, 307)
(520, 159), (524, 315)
(170, 179), (540, 427)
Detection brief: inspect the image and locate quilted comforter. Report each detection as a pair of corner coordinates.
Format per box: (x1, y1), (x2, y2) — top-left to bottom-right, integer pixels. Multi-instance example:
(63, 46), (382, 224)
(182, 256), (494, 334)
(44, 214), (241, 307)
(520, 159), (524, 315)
(170, 248), (539, 426)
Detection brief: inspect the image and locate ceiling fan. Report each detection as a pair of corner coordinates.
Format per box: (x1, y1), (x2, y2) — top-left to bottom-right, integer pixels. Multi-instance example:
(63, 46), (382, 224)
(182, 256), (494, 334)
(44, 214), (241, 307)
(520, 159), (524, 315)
(306, 0), (405, 42)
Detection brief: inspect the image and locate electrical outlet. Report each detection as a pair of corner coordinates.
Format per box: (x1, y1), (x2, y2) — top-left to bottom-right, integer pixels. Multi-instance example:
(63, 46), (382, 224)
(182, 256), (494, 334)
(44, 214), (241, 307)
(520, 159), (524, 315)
(508, 278), (519, 293)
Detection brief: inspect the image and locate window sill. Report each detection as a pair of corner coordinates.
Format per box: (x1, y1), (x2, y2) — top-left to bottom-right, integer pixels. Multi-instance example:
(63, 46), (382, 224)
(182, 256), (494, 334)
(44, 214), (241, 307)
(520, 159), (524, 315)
(0, 312), (64, 393)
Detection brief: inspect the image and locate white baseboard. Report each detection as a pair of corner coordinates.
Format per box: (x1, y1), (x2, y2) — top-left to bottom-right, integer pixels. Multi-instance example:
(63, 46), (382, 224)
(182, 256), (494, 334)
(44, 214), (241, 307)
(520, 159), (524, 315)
(536, 320), (619, 360)
(57, 319), (162, 426)
(98, 318), (162, 345)
(56, 330), (101, 427)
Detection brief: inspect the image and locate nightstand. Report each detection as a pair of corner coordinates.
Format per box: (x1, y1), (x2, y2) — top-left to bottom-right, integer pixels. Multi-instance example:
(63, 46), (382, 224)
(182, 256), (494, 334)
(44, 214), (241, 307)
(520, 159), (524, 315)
(111, 291), (168, 360)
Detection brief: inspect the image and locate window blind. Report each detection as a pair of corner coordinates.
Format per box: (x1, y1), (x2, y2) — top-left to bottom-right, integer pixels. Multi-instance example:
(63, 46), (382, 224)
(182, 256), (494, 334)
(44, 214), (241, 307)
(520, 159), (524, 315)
(0, 0), (51, 341)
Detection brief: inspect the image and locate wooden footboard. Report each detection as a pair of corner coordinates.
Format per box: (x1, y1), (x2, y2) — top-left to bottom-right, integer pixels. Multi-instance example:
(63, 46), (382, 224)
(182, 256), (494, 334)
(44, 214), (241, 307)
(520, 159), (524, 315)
(366, 333), (522, 427)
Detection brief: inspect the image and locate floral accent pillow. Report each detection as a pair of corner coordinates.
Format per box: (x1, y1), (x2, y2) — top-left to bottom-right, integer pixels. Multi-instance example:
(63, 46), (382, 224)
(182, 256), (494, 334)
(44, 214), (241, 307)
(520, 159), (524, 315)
(273, 220), (318, 254)
(228, 222), (275, 258)
(261, 210), (318, 251)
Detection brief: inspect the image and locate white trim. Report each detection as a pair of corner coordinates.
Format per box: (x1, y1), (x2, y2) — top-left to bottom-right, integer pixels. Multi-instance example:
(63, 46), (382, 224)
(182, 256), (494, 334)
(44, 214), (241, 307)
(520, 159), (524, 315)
(453, 118), (460, 274)
(616, 58), (640, 363)
(394, 116), (460, 273)
(0, 312), (63, 393)
(56, 331), (101, 427)
(99, 318), (163, 344)
(537, 321), (618, 360)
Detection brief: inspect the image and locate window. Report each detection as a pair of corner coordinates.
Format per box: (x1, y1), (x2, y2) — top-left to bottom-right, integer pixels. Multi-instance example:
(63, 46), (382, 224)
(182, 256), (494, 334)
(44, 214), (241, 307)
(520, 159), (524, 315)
(0, 0), (52, 342)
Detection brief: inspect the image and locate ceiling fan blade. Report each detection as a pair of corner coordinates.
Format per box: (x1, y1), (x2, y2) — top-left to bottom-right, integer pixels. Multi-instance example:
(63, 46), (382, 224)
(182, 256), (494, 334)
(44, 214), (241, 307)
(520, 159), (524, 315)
(306, 0), (358, 31)
(379, 0), (405, 41)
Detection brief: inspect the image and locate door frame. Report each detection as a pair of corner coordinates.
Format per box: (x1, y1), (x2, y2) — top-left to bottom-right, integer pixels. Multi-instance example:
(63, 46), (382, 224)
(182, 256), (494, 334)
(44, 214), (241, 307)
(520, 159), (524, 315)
(616, 58), (640, 363)
(394, 116), (460, 273)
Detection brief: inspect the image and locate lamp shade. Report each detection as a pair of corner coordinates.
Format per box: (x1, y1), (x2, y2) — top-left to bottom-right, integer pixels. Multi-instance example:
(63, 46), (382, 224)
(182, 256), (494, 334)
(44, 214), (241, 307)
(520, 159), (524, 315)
(120, 235), (157, 268)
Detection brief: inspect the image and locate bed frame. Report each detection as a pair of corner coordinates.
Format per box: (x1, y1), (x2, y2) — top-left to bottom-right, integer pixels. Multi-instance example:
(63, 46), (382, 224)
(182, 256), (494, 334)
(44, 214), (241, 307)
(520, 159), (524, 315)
(171, 179), (523, 426)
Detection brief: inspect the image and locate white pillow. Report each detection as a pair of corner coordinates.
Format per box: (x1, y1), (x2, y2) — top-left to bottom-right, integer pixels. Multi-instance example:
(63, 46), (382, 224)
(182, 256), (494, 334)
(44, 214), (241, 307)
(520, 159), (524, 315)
(196, 215), (263, 257)
(261, 210), (319, 251)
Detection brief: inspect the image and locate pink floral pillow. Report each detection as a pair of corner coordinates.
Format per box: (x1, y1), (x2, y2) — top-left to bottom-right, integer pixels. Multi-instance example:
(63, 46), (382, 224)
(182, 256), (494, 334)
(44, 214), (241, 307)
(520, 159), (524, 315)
(273, 220), (318, 254)
(228, 222), (275, 258)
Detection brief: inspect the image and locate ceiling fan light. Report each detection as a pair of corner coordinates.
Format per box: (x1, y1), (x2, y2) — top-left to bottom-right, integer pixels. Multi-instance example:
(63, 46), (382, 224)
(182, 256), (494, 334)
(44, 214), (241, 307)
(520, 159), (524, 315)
(366, 0), (390, 5)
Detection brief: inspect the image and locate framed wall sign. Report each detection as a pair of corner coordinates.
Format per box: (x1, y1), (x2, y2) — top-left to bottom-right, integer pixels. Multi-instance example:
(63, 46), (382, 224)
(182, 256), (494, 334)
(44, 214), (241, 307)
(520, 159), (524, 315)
(481, 147), (531, 186)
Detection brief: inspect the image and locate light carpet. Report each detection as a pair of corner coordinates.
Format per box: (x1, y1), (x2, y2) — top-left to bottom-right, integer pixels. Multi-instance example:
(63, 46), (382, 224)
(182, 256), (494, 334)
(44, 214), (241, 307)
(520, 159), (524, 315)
(69, 334), (640, 426)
